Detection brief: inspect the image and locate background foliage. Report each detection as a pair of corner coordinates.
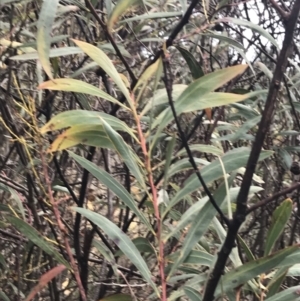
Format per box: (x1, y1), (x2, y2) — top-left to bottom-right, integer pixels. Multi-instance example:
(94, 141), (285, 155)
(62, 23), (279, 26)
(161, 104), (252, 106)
(1, 0), (300, 301)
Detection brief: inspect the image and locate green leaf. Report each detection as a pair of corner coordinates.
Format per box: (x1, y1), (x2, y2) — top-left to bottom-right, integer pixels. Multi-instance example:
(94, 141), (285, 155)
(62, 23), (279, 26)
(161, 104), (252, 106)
(184, 286), (202, 301)
(215, 246), (299, 297)
(36, 0), (59, 79)
(202, 31), (245, 49)
(116, 237), (155, 256)
(228, 115), (261, 143)
(265, 285), (300, 301)
(38, 79), (128, 109)
(166, 174), (236, 278)
(166, 147), (273, 211)
(73, 207), (159, 296)
(141, 84), (187, 116)
(222, 17), (279, 49)
(153, 90), (266, 130)
(266, 267), (289, 298)
(120, 11), (183, 23)
(107, 0), (143, 31)
(167, 250), (214, 266)
(237, 235), (256, 262)
(0, 290), (10, 301)
(176, 46), (204, 79)
(10, 47), (82, 61)
(278, 148), (292, 171)
(176, 144), (223, 157)
(72, 39), (132, 106)
(134, 57), (162, 92)
(68, 151), (152, 231)
(101, 118), (146, 189)
(47, 125), (113, 152)
(40, 110), (135, 139)
(7, 216), (70, 269)
(264, 199), (293, 256)
(92, 239), (119, 277)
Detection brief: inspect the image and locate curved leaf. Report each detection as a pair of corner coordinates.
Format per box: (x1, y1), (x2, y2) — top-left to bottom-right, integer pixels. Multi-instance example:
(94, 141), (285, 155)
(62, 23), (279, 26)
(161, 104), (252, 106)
(101, 118), (146, 189)
(222, 17), (279, 49)
(68, 151), (152, 231)
(264, 198), (293, 256)
(215, 246), (299, 297)
(72, 39), (132, 106)
(47, 125), (113, 152)
(73, 207), (159, 296)
(25, 265), (66, 301)
(265, 285), (300, 301)
(107, 0), (143, 31)
(38, 78), (128, 109)
(176, 46), (204, 79)
(40, 110), (135, 138)
(7, 216), (70, 269)
(166, 147), (273, 211)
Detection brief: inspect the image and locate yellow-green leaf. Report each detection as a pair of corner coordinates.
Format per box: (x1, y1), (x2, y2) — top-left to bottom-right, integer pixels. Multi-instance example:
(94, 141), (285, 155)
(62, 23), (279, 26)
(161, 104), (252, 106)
(107, 0), (143, 32)
(71, 39), (132, 107)
(38, 78), (128, 110)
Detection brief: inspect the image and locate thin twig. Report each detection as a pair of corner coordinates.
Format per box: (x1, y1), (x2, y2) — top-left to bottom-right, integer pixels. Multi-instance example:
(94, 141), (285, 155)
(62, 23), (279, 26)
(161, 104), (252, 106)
(84, 0), (137, 84)
(162, 54), (231, 228)
(247, 182), (300, 214)
(131, 92), (167, 301)
(39, 148), (87, 301)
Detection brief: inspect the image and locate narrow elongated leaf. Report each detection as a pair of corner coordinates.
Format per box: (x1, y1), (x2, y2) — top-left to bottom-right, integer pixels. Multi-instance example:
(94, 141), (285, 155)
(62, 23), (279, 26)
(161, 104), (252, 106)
(167, 250), (214, 266)
(7, 216), (70, 268)
(265, 285), (300, 301)
(73, 207), (159, 296)
(166, 174), (236, 277)
(116, 237), (155, 256)
(214, 246), (299, 296)
(134, 57), (162, 92)
(40, 110), (135, 139)
(237, 235), (256, 262)
(107, 0), (142, 31)
(266, 267), (289, 298)
(141, 84), (187, 116)
(167, 147), (273, 211)
(92, 239), (119, 277)
(153, 90), (266, 130)
(37, 0), (59, 79)
(202, 31), (245, 49)
(47, 125), (113, 152)
(176, 46), (204, 79)
(38, 78), (128, 109)
(72, 39), (132, 106)
(184, 286), (202, 301)
(10, 47), (82, 61)
(101, 118), (146, 189)
(176, 144), (223, 157)
(264, 199), (293, 256)
(0, 290), (10, 301)
(120, 11), (183, 23)
(25, 265), (66, 301)
(68, 151), (152, 230)
(222, 17), (279, 49)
